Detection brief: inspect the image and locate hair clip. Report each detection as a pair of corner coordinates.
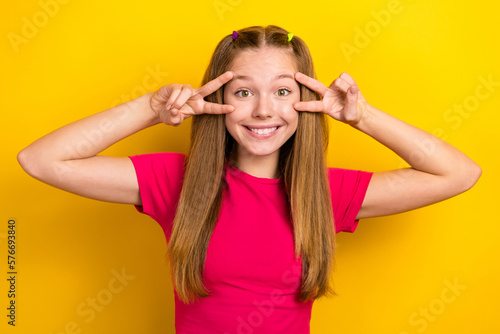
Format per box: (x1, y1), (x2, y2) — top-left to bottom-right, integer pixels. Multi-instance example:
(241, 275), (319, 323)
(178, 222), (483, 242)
(232, 31), (238, 40)
(287, 33), (294, 42)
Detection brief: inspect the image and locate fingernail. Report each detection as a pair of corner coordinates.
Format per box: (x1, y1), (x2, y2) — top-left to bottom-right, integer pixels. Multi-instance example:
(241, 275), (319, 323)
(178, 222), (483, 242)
(171, 110), (177, 116)
(349, 87), (356, 94)
(166, 105), (171, 111)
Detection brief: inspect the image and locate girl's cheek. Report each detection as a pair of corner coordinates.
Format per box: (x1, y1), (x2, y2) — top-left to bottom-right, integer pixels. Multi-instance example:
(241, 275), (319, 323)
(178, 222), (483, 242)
(230, 101), (253, 114)
(276, 101), (299, 116)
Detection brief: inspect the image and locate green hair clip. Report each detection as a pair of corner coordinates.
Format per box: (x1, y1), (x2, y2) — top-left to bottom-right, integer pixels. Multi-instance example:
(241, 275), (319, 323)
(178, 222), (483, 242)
(287, 33), (294, 42)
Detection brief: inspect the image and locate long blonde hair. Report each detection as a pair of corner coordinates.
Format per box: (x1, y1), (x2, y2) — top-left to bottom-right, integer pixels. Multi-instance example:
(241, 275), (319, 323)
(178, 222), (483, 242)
(167, 25), (336, 303)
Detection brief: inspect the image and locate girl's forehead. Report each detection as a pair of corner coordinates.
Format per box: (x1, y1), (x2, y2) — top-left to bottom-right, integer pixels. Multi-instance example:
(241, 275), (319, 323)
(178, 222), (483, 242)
(228, 48), (298, 74)
(232, 47), (294, 62)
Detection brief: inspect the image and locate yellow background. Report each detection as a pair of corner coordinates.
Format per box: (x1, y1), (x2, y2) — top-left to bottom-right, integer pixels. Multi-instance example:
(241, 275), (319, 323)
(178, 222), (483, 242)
(1, 0), (498, 333)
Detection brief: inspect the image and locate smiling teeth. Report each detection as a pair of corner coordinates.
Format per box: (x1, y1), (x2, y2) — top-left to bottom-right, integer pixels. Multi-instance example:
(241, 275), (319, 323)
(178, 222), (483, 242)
(248, 127), (278, 134)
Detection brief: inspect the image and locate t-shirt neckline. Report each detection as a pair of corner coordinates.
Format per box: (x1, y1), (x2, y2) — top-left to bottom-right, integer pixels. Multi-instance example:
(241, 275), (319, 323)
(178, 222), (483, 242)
(226, 160), (284, 184)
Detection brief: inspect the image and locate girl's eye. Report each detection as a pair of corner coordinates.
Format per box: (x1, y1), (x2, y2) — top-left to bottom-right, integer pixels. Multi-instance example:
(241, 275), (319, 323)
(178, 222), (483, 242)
(234, 89), (291, 98)
(235, 90), (252, 98)
(276, 88), (291, 97)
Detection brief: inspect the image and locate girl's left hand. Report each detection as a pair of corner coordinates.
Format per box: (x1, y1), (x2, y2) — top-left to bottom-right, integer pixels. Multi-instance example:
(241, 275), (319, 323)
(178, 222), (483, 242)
(293, 72), (368, 125)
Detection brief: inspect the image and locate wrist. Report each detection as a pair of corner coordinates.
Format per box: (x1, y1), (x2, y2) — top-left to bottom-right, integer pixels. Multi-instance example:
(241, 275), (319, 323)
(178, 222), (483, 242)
(349, 103), (375, 131)
(135, 92), (162, 127)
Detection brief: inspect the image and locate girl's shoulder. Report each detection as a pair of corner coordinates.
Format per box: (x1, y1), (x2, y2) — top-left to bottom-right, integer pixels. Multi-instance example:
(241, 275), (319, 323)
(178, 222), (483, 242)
(129, 151), (186, 165)
(129, 151), (187, 179)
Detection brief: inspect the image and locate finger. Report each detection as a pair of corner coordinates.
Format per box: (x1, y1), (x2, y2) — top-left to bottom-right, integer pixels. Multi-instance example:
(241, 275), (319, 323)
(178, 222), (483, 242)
(338, 72), (358, 87)
(164, 84), (183, 111)
(294, 100), (325, 112)
(168, 108), (183, 127)
(196, 71), (234, 98)
(329, 77), (350, 93)
(201, 101), (235, 114)
(343, 86), (360, 123)
(171, 84), (194, 110)
(294, 72), (329, 97)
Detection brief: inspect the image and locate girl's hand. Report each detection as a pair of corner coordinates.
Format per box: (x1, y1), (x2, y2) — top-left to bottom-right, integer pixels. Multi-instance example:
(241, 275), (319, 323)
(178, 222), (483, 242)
(293, 72), (368, 125)
(150, 71), (235, 126)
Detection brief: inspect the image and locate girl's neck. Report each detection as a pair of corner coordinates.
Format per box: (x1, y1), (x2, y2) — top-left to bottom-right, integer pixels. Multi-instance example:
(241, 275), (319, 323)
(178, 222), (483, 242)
(229, 148), (281, 179)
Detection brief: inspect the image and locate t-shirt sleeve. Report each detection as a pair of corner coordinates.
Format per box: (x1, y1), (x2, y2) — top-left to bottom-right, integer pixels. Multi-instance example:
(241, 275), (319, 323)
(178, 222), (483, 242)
(328, 167), (373, 234)
(128, 152), (186, 240)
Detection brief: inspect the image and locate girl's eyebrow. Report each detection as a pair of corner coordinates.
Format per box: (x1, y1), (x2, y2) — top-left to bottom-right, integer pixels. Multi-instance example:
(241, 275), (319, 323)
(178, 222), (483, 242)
(232, 73), (296, 82)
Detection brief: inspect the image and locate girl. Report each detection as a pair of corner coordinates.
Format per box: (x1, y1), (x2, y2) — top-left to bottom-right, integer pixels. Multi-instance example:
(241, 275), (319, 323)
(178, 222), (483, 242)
(17, 25), (481, 333)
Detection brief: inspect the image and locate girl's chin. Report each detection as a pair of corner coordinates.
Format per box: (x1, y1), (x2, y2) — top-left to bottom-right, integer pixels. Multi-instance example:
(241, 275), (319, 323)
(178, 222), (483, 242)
(238, 145), (280, 157)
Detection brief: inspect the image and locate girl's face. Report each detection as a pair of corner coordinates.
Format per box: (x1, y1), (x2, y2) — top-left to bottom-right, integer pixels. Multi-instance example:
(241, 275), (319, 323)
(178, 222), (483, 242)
(223, 47), (300, 159)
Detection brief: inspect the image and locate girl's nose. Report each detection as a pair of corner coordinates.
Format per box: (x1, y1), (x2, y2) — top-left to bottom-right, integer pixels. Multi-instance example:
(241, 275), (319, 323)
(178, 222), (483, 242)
(252, 96), (274, 118)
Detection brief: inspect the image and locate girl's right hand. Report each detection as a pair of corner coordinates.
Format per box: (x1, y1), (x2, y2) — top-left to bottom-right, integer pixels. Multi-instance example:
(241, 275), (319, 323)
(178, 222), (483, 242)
(150, 71), (235, 126)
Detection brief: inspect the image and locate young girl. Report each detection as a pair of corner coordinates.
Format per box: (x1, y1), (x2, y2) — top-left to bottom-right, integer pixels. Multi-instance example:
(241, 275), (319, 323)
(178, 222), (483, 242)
(17, 25), (481, 333)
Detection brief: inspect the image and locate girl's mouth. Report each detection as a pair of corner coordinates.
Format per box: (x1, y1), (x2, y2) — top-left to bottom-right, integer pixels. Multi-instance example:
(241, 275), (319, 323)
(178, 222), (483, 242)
(244, 125), (281, 138)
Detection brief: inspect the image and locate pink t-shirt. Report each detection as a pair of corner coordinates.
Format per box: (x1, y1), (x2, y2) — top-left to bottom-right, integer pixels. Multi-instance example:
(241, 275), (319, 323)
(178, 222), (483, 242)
(129, 152), (373, 334)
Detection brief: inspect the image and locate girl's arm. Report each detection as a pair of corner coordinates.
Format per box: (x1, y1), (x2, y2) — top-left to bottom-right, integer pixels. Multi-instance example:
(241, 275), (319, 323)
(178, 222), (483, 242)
(17, 71), (235, 205)
(351, 103), (481, 219)
(17, 92), (159, 205)
(294, 72), (482, 219)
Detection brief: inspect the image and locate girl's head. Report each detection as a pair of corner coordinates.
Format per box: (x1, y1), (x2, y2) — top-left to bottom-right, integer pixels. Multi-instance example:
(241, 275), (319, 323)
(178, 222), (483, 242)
(224, 45), (300, 160)
(169, 26), (335, 304)
(204, 25), (316, 88)
(201, 25), (321, 164)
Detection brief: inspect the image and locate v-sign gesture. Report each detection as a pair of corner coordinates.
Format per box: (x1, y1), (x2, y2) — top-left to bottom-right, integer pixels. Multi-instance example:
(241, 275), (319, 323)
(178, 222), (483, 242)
(17, 72), (235, 206)
(292, 71), (480, 220)
(150, 71), (235, 127)
(293, 72), (368, 125)
(294, 72), (481, 219)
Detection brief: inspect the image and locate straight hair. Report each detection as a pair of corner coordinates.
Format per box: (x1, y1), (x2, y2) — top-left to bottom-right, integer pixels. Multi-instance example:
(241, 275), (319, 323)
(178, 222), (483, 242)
(167, 25), (336, 303)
